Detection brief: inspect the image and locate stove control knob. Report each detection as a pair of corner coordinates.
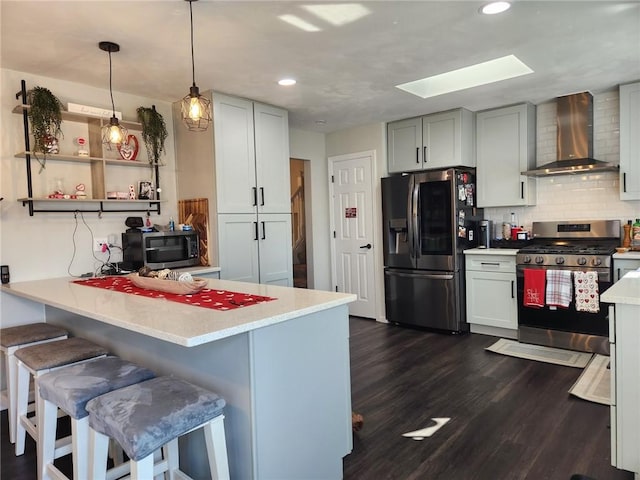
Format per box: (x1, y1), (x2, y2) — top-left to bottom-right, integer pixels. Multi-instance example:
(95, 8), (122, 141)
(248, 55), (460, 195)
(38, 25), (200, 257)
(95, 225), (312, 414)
(555, 257), (565, 265)
(535, 256), (544, 264)
(592, 257), (602, 266)
(577, 257), (588, 266)
(523, 255), (531, 264)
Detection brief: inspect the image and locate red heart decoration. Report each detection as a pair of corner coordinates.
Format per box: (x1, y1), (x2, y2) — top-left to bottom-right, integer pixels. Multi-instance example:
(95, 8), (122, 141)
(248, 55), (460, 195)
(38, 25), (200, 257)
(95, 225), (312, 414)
(585, 299), (590, 303)
(117, 135), (139, 161)
(577, 279), (583, 283)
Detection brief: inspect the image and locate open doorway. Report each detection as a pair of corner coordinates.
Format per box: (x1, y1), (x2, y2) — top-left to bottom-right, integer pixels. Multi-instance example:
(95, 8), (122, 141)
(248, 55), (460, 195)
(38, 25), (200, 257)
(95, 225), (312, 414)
(290, 158), (308, 288)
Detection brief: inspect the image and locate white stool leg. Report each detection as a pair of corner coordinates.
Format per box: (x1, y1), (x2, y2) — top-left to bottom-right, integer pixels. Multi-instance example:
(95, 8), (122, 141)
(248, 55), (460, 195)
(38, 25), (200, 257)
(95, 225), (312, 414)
(4, 347), (18, 444)
(164, 438), (179, 480)
(15, 360), (31, 456)
(131, 454), (155, 480)
(203, 415), (230, 480)
(38, 395), (58, 480)
(72, 416), (90, 480)
(90, 428), (110, 480)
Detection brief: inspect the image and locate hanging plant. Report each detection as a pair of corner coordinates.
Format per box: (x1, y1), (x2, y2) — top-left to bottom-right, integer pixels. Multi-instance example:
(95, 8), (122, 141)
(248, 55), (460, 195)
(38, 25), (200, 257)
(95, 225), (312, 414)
(136, 106), (167, 164)
(26, 86), (64, 171)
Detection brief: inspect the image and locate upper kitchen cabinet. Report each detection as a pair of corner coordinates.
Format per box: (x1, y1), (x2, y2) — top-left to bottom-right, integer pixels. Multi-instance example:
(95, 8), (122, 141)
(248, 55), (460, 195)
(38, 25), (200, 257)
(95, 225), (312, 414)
(214, 93), (291, 214)
(476, 103), (537, 207)
(619, 81), (640, 200)
(387, 108), (475, 173)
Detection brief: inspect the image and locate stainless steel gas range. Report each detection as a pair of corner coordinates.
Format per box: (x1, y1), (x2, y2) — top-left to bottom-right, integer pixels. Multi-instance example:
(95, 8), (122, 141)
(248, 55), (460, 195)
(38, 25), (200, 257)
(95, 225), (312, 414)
(515, 220), (620, 354)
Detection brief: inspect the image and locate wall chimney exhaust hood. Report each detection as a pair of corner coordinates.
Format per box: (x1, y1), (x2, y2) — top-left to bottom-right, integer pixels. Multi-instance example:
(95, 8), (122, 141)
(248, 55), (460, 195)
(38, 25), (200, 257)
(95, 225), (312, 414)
(523, 91), (619, 177)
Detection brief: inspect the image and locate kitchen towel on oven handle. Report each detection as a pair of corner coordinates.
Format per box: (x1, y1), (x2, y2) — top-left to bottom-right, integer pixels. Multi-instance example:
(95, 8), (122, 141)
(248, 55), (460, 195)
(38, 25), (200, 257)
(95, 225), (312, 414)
(523, 268), (546, 308)
(545, 269), (572, 308)
(574, 271), (599, 313)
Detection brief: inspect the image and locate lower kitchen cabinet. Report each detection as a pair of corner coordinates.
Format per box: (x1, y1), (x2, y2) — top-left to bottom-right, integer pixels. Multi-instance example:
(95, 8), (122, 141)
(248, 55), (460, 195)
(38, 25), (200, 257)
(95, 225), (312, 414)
(613, 254), (640, 282)
(465, 251), (518, 338)
(218, 213), (293, 286)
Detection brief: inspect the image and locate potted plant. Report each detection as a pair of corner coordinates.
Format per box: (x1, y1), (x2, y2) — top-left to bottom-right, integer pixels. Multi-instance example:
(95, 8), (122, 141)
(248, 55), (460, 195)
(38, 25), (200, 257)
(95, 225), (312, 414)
(26, 86), (64, 170)
(136, 106), (168, 165)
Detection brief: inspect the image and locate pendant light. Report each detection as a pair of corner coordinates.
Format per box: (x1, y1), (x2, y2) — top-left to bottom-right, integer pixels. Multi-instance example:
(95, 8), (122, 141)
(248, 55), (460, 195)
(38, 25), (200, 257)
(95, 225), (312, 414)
(99, 41), (128, 147)
(181, 0), (212, 132)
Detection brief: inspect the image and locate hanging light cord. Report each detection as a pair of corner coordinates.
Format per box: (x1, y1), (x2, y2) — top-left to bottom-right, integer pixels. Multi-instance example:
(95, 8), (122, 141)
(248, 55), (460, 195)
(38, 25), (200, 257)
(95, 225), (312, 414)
(189, 0), (196, 88)
(108, 49), (116, 116)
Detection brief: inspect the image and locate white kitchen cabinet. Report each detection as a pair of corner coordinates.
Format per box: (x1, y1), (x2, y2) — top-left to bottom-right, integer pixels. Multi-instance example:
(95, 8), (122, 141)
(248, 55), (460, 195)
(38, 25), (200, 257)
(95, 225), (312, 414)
(476, 103), (537, 207)
(620, 81), (640, 200)
(218, 213), (293, 286)
(465, 251), (518, 338)
(387, 108), (475, 173)
(613, 256), (640, 282)
(214, 93), (290, 214)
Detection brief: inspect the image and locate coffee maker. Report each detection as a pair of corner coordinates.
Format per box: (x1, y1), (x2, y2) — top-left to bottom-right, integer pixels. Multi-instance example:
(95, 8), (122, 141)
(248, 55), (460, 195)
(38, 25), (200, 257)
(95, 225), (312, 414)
(478, 220), (492, 248)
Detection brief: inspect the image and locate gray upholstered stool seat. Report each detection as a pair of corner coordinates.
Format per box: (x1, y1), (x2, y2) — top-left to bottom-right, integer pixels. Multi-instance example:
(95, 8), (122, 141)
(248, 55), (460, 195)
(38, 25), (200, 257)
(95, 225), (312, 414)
(87, 376), (229, 480)
(0, 323), (68, 444)
(13, 337), (108, 456)
(37, 356), (155, 480)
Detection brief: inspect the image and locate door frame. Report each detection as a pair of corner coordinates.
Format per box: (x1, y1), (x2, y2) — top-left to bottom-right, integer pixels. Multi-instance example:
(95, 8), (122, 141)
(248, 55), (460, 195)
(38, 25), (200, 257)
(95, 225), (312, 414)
(328, 150), (380, 320)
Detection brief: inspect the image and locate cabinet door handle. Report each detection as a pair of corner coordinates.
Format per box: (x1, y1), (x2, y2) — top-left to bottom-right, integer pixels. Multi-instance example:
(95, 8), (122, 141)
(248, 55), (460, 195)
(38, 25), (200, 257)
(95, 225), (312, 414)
(252, 187), (257, 206)
(480, 262), (500, 266)
(254, 222), (259, 240)
(521, 181), (524, 199)
(260, 187), (265, 206)
(261, 221), (266, 240)
(423, 146), (427, 163)
(511, 280), (515, 299)
(623, 173), (627, 193)
(416, 147), (420, 164)
(617, 268), (620, 281)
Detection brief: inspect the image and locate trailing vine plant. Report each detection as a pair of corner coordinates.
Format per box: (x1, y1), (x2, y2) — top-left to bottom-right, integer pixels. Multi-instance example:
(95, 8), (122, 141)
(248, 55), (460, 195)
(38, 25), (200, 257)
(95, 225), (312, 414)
(26, 86), (64, 171)
(136, 106), (168, 165)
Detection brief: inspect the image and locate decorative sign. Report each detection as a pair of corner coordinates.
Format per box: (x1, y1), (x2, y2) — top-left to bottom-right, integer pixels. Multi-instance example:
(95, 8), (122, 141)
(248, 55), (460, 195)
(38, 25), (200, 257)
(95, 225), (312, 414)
(117, 134), (139, 161)
(345, 207), (357, 218)
(67, 102), (122, 120)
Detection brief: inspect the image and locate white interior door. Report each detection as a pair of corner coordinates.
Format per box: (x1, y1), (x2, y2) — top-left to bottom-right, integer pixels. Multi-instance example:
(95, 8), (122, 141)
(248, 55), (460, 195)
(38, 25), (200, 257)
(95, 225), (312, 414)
(329, 152), (376, 319)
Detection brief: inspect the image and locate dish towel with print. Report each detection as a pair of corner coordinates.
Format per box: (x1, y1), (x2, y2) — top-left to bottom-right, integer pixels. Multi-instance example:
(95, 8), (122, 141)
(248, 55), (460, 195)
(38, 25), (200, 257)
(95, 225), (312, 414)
(573, 271), (600, 313)
(545, 269), (573, 308)
(523, 268), (545, 308)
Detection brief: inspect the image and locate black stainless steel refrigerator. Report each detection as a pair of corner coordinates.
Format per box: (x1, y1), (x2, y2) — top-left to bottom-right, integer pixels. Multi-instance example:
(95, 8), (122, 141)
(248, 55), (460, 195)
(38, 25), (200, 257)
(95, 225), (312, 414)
(382, 168), (482, 333)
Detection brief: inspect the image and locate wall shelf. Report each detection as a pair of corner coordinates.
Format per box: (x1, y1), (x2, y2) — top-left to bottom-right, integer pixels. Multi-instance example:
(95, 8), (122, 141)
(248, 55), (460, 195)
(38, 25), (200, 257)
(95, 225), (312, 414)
(13, 79), (162, 216)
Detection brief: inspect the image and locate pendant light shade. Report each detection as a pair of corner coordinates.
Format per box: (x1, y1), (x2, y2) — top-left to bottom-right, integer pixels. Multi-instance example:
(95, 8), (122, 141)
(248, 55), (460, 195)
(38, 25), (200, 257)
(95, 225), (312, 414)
(181, 0), (212, 132)
(99, 41), (128, 147)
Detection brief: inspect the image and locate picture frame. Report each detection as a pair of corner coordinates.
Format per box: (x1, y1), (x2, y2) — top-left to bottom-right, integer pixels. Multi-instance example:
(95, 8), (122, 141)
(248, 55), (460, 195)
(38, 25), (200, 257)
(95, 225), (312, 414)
(138, 181), (153, 200)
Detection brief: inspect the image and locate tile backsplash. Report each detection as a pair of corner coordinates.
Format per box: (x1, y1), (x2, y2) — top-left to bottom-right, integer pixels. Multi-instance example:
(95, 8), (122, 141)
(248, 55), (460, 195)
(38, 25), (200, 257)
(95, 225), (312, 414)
(483, 89), (640, 237)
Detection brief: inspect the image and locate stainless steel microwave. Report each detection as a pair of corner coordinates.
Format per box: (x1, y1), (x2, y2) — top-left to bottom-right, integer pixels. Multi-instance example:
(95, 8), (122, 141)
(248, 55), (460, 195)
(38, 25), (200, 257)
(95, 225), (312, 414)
(121, 230), (200, 271)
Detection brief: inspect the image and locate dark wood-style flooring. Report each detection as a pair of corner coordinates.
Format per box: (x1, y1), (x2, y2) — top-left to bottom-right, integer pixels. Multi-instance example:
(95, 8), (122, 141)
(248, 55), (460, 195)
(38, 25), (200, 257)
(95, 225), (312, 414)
(343, 318), (633, 480)
(1, 318), (634, 480)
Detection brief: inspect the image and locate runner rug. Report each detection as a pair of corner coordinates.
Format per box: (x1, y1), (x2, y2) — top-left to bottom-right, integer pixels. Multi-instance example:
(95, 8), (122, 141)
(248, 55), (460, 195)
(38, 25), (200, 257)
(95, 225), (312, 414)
(73, 276), (276, 311)
(485, 338), (593, 368)
(568, 354), (610, 405)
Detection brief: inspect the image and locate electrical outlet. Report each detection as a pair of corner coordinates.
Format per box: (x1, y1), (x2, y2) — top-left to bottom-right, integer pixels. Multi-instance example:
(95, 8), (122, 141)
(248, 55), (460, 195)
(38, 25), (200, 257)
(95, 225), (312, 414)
(94, 237), (108, 252)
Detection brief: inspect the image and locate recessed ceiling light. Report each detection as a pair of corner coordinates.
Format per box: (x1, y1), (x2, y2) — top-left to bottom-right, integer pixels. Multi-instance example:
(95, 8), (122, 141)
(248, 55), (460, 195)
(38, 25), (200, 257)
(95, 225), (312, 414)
(395, 54), (533, 99)
(278, 78), (297, 86)
(480, 2), (511, 15)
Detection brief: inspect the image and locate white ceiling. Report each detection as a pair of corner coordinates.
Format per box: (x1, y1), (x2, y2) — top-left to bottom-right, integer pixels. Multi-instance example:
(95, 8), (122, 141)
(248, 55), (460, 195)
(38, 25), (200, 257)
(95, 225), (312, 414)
(2, 1), (639, 133)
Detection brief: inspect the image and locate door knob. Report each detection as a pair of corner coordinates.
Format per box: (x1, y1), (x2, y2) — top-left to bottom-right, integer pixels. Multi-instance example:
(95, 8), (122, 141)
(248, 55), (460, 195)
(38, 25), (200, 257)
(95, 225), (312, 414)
(359, 243), (372, 249)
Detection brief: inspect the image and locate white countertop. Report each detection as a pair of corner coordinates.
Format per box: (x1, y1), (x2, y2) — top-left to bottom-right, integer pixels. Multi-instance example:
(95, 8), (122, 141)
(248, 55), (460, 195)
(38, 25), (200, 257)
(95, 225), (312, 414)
(176, 265), (221, 274)
(1, 278), (356, 347)
(601, 271), (640, 306)
(464, 248), (520, 255)
(613, 251), (640, 260)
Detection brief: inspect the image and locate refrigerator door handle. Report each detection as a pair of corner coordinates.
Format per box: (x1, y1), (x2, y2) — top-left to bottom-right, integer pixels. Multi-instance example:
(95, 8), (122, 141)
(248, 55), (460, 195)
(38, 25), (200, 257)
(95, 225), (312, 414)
(410, 175), (420, 260)
(387, 270), (454, 281)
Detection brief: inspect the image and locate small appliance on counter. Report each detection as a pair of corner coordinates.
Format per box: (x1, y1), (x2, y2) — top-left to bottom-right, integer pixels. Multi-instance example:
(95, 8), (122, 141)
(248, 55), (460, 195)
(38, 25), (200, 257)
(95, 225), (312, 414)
(478, 220), (492, 248)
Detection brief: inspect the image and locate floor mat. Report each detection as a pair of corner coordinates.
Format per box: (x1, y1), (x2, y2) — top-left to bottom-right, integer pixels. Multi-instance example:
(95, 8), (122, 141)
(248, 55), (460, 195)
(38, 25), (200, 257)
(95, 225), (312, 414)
(486, 338), (593, 368)
(569, 354), (610, 405)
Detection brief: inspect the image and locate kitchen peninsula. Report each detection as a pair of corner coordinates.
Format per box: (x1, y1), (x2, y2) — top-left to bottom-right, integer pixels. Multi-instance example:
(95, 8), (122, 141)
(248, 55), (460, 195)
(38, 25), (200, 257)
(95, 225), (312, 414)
(1, 277), (356, 479)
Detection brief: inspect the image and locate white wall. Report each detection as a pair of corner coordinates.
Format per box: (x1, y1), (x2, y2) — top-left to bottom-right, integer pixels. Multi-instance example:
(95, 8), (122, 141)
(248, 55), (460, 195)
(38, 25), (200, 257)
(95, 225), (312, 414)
(483, 89), (640, 231)
(326, 123), (388, 322)
(0, 69), (178, 284)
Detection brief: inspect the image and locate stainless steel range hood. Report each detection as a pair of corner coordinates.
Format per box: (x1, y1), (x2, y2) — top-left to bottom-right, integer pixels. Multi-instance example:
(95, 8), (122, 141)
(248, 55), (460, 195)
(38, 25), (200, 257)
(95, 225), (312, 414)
(523, 92), (619, 177)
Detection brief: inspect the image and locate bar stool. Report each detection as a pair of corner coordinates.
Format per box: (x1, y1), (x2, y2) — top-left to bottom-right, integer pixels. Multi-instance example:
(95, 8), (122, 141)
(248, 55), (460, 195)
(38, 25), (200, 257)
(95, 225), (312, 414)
(37, 355), (155, 480)
(0, 323), (68, 444)
(87, 376), (230, 480)
(14, 336), (108, 456)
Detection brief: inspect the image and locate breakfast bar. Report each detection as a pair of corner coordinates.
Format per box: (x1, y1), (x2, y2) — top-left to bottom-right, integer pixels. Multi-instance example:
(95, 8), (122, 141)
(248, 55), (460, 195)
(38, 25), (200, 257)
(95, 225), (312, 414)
(1, 277), (356, 479)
